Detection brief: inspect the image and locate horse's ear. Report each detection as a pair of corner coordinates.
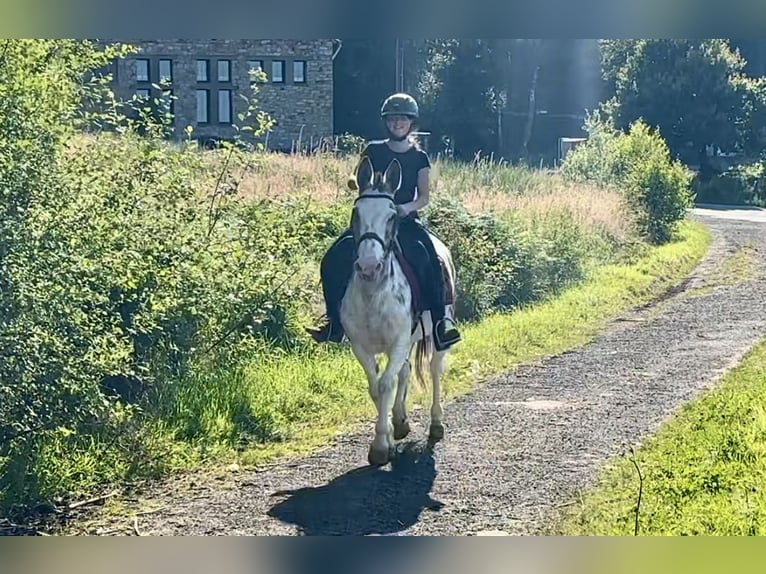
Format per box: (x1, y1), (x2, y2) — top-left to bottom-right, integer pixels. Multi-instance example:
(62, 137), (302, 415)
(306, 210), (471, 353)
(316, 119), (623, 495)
(355, 156), (374, 191)
(382, 159), (402, 194)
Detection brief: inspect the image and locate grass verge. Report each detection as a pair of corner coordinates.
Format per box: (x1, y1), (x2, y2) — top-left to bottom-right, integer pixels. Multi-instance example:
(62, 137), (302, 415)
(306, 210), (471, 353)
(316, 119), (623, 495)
(553, 333), (766, 536)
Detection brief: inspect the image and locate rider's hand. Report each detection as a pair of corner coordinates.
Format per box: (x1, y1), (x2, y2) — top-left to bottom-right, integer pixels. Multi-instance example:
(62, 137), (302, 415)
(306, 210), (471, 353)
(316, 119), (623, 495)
(396, 204), (410, 217)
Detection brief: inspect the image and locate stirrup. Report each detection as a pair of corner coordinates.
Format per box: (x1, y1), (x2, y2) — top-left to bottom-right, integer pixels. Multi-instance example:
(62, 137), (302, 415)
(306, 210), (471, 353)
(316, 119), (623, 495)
(434, 317), (461, 351)
(306, 316), (344, 344)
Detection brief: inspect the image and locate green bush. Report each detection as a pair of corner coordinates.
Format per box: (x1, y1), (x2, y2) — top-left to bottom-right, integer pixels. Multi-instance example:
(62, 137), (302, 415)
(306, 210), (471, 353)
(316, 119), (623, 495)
(0, 40), (135, 505)
(0, 38), (341, 509)
(693, 160), (766, 207)
(424, 197), (606, 321)
(562, 116), (694, 244)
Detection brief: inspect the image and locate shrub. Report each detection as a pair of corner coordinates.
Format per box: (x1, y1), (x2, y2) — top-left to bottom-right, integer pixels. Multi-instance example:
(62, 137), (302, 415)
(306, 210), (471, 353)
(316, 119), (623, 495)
(562, 115), (694, 244)
(0, 40), (136, 503)
(0, 40), (330, 508)
(693, 160), (766, 207)
(424, 196), (604, 321)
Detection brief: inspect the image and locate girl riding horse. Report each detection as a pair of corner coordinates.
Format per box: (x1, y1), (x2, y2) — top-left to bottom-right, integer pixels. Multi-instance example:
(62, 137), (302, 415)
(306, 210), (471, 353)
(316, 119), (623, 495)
(307, 92), (461, 352)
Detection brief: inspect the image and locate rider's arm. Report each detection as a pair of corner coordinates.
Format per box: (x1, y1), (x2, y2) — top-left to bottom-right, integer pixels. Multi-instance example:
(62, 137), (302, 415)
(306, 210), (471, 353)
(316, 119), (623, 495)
(399, 166), (430, 215)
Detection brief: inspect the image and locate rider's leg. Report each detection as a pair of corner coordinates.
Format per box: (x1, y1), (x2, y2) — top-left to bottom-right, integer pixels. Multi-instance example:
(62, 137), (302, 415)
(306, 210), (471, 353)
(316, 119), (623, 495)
(306, 229), (355, 343)
(398, 218), (461, 351)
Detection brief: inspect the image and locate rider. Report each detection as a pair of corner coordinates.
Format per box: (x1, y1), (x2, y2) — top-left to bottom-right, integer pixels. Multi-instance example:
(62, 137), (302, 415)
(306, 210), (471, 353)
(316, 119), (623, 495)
(307, 92), (462, 352)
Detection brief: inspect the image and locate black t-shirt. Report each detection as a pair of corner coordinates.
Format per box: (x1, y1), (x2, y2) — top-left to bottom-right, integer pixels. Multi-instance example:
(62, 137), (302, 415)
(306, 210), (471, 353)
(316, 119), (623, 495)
(361, 141), (431, 212)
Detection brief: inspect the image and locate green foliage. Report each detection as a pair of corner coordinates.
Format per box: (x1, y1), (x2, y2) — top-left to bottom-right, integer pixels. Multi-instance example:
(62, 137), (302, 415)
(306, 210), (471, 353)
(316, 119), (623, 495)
(333, 132), (368, 155)
(731, 75), (766, 158)
(694, 160), (766, 207)
(598, 39), (746, 162)
(0, 39), (323, 511)
(0, 39), (136, 492)
(416, 40), (512, 158)
(425, 196), (609, 321)
(562, 115), (694, 244)
(598, 38), (766, 172)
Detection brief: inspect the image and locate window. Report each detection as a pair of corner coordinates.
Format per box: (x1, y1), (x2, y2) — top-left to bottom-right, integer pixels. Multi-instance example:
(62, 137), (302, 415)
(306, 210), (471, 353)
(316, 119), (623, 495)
(196, 89), (209, 123)
(271, 60), (285, 83)
(217, 59), (231, 82)
(196, 59), (209, 82)
(293, 60), (306, 83)
(248, 60), (264, 82)
(135, 59), (149, 82)
(136, 88), (150, 99)
(218, 89), (232, 124)
(159, 59), (172, 84)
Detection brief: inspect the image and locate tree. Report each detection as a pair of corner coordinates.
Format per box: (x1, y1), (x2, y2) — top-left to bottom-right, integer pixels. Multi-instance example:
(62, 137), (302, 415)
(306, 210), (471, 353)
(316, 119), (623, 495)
(332, 39), (398, 140)
(599, 39), (746, 173)
(415, 39), (514, 159)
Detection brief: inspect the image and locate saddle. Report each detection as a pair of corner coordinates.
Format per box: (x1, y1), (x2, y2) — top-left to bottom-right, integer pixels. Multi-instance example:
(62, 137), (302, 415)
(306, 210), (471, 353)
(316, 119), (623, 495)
(394, 242), (456, 315)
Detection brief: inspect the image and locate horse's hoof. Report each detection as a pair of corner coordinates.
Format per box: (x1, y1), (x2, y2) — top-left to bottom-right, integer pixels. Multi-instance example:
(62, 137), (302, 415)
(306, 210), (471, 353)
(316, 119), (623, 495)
(368, 445), (390, 466)
(393, 419), (411, 440)
(429, 422), (445, 442)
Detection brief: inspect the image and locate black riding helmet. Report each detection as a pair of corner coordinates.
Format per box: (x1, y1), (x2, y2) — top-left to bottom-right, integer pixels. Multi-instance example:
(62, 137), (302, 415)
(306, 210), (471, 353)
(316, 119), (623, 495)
(380, 93), (419, 119)
(380, 93), (419, 141)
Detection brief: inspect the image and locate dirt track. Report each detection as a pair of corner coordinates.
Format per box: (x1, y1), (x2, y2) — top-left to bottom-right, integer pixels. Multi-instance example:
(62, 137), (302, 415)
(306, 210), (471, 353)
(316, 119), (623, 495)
(67, 206), (766, 536)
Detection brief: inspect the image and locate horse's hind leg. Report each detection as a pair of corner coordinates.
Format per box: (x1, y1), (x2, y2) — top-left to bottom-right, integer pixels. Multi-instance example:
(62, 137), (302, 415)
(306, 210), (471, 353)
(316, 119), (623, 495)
(428, 349), (447, 442)
(392, 358), (411, 440)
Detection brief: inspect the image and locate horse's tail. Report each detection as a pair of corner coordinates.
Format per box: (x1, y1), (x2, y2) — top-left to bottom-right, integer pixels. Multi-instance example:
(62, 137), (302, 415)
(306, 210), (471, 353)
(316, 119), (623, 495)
(413, 323), (432, 392)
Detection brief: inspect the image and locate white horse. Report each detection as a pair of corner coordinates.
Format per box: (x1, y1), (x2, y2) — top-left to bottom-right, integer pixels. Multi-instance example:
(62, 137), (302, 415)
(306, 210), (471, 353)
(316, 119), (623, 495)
(340, 155), (459, 466)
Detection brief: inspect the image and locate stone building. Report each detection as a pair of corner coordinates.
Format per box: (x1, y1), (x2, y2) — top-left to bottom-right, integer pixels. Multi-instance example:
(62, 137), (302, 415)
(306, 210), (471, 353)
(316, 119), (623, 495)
(106, 39), (337, 151)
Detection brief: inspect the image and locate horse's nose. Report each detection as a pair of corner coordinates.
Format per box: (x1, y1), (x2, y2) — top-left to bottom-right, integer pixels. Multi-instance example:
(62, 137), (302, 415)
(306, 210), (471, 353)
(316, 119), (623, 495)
(356, 258), (382, 279)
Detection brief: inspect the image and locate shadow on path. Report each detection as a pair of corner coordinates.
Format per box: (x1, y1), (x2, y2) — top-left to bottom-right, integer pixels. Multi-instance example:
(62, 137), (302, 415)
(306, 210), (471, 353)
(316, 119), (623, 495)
(267, 440), (444, 536)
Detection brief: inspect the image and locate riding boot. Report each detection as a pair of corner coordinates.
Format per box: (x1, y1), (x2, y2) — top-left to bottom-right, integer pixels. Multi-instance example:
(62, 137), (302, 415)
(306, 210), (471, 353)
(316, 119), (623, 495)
(306, 230), (355, 343)
(420, 240), (461, 352)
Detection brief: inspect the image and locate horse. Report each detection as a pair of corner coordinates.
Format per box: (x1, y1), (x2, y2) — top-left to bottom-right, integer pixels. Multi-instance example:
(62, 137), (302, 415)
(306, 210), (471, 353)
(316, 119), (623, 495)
(339, 155), (459, 466)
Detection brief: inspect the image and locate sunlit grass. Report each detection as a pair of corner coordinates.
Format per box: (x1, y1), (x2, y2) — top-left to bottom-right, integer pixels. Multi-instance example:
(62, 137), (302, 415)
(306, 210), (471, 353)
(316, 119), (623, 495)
(554, 333), (766, 536)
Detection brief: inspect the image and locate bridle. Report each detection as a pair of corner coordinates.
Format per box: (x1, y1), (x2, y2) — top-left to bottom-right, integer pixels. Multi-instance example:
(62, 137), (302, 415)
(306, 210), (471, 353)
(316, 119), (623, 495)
(352, 192), (397, 255)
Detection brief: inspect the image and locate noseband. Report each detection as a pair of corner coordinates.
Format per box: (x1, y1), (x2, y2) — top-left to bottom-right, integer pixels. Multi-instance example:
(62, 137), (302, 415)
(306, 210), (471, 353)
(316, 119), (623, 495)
(353, 193), (396, 254)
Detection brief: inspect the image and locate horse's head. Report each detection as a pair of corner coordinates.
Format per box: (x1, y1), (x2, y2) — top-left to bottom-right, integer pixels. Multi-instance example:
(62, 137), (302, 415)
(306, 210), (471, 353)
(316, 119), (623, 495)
(350, 156), (402, 282)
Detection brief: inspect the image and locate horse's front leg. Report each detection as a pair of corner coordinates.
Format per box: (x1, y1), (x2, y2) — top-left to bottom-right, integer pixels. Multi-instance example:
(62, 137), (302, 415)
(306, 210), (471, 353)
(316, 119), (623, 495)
(368, 336), (411, 466)
(392, 356), (411, 440)
(350, 342), (379, 403)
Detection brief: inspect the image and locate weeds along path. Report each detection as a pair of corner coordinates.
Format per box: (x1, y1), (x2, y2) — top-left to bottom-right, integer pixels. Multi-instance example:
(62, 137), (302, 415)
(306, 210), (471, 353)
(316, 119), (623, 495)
(73, 206), (766, 536)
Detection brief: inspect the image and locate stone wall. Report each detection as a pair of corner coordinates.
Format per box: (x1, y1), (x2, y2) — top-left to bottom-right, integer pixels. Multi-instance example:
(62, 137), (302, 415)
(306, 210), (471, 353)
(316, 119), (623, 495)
(109, 39), (335, 151)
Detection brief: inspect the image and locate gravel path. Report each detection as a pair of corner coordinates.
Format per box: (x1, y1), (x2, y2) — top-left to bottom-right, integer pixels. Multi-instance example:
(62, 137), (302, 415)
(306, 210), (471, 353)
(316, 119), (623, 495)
(75, 206), (766, 536)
